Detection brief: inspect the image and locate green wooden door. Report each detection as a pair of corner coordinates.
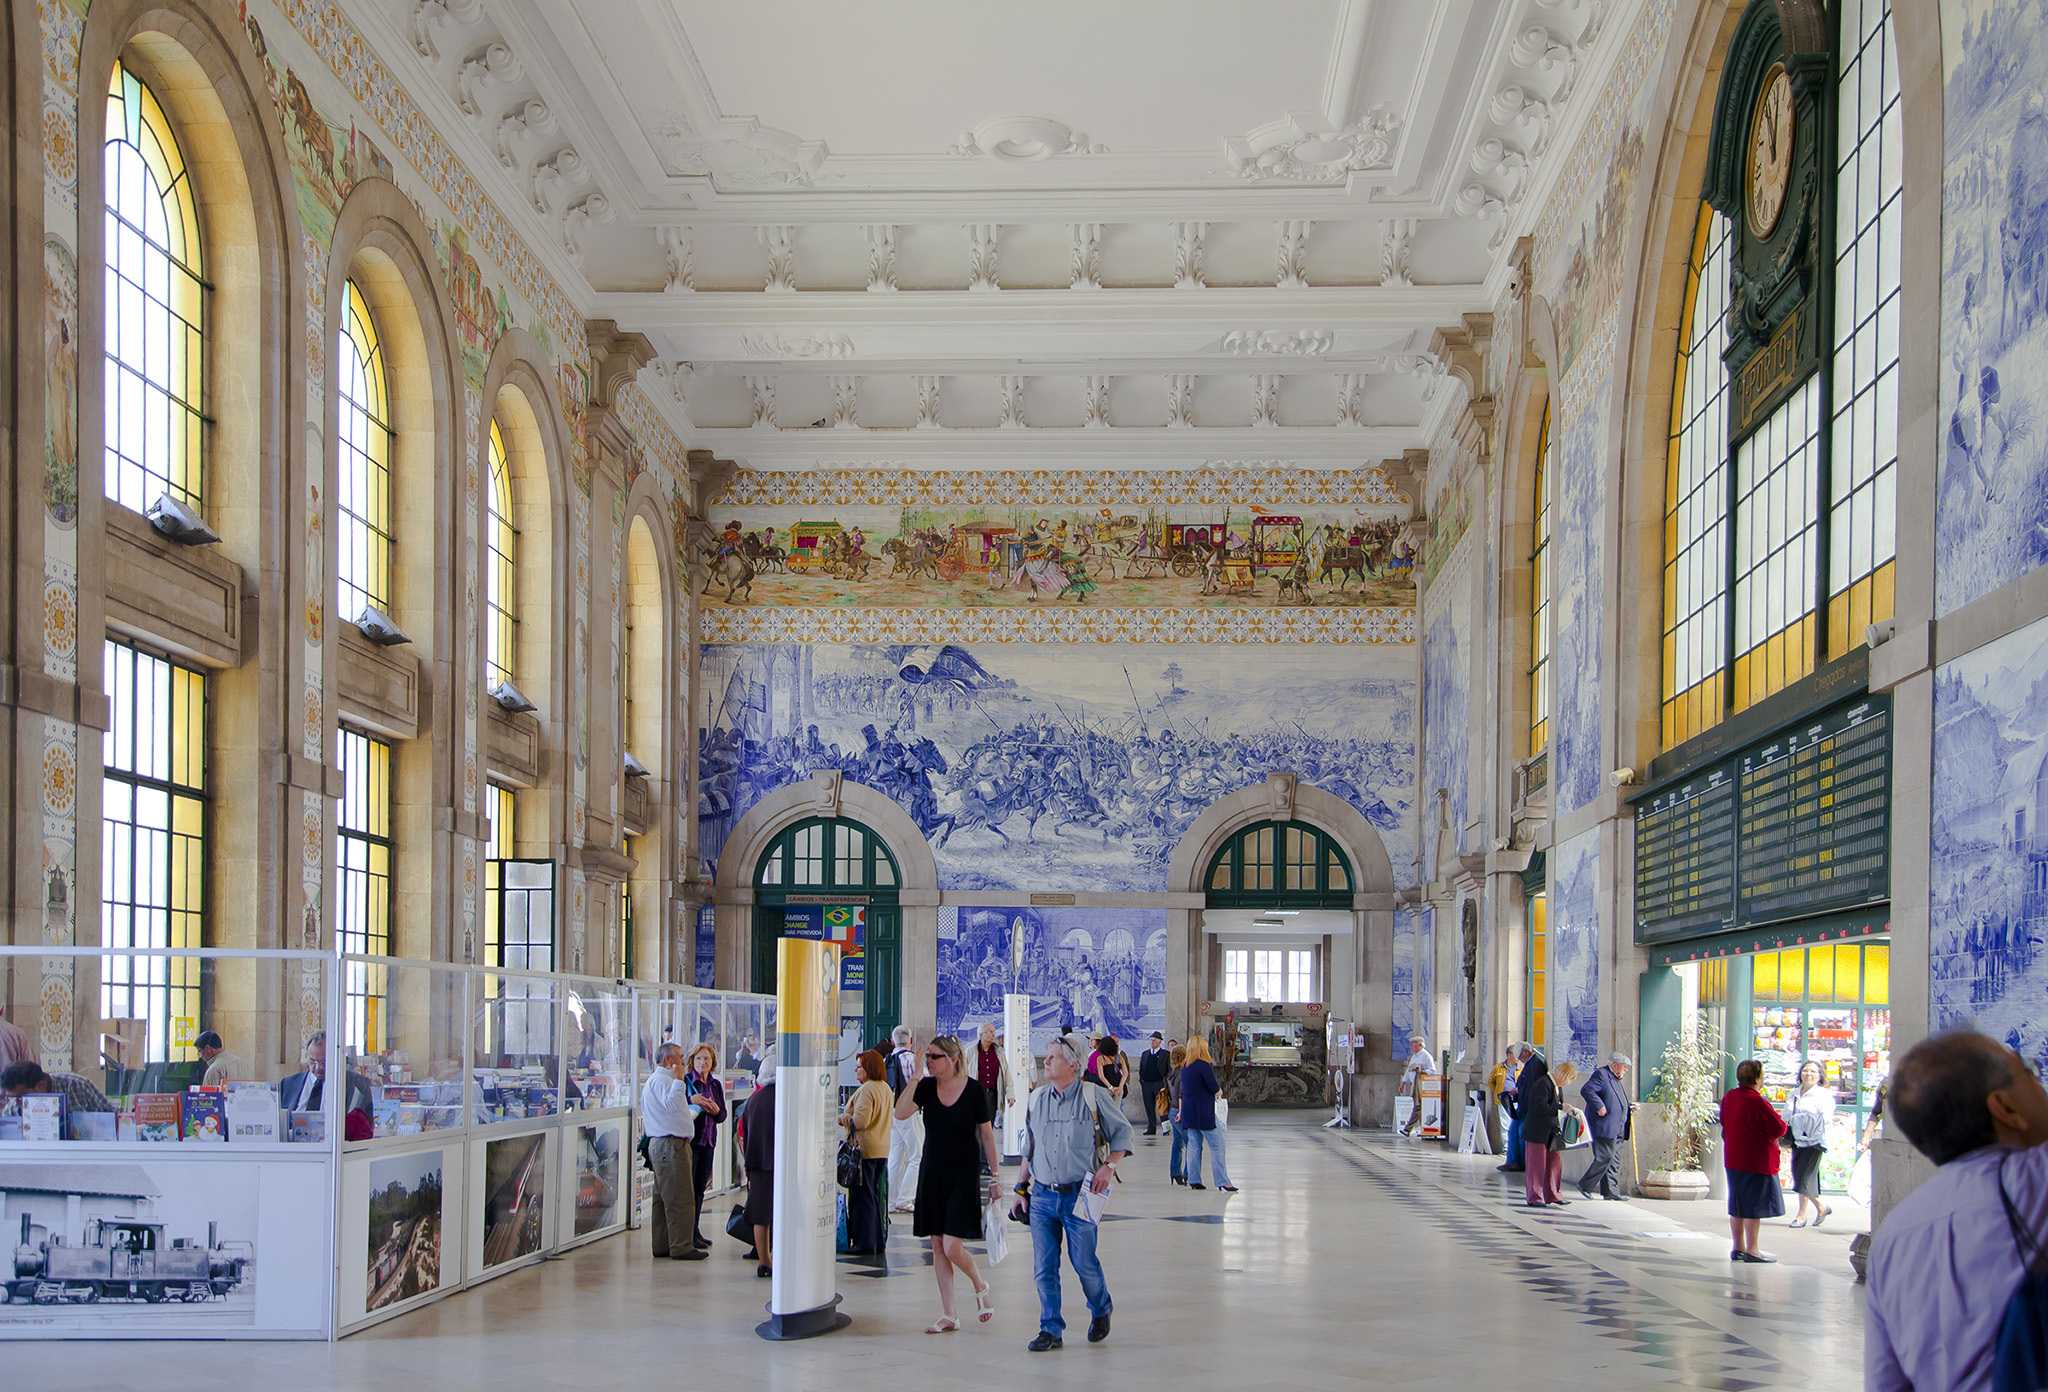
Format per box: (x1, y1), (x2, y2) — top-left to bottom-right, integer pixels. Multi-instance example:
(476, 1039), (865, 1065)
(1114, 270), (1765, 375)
(863, 905), (901, 1049)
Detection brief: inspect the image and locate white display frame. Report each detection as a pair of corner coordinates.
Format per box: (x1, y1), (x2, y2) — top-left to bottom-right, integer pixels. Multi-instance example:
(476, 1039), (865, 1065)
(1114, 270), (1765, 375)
(336, 1133), (465, 1336)
(0, 946), (341, 1342)
(467, 1122), (557, 1286)
(556, 1112), (629, 1252)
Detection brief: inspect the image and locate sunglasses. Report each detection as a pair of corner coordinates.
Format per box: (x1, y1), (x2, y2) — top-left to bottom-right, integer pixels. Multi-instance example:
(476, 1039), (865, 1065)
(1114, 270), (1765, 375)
(924, 1051), (946, 1061)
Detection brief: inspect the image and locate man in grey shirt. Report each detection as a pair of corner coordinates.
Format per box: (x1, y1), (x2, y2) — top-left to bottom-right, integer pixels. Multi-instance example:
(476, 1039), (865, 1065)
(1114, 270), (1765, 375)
(1021, 1036), (1131, 1352)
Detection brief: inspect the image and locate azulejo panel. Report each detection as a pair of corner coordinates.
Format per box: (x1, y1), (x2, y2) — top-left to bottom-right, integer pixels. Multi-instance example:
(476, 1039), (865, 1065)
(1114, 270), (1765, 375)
(698, 605), (1417, 646)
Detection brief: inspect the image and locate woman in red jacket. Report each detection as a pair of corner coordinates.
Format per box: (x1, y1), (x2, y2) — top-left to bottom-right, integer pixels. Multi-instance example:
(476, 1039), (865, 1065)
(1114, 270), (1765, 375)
(1719, 1058), (1787, 1264)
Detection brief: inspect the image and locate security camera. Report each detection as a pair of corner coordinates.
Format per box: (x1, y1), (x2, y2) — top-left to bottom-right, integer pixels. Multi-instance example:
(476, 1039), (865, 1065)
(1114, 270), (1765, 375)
(1867, 618), (1897, 648)
(145, 492), (221, 546)
(622, 750), (650, 779)
(488, 678), (538, 715)
(1610, 767), (1639, 788)
(353, 605), (412, 647)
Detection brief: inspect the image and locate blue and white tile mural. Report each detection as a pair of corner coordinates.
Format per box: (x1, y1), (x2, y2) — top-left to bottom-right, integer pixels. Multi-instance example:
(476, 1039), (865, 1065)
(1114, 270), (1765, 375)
(1938, 0), (2048, 614)
(1391, 907), (1416, 1062)
(1549, 397), (1608, 817)
(935, 905), (1166, 1056)
(1551, 828), (1601, 1070)
(1930, 615), (2048, 1079)
(1422, 608), (1469, 877)
(698, 643), (1415, 893)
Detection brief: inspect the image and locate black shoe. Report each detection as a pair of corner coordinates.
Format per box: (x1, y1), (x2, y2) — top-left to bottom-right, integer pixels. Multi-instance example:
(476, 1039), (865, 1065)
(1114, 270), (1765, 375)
(1577, 1188), (1595, 1199)
(1189, 1182), (1206, 1190)
(1602, 1194), (1625, 1202)
(1087, 1312), (1111, 1343)
(1219, 1185), (1239, 1193)
(1730, 1249), (1741, 1260)
(743, 1248), (759, 1261)
(1551, 1197), (1572, 1206)
(1497, 1165), (1524, 1174)
(693, 1236), (712, 1250)
(673, 1249), (708, 1261)
(1734, 1251), (1777, 1264)
(757, 1264), (773, 1278)
(1028, 1332), (1063, 1352)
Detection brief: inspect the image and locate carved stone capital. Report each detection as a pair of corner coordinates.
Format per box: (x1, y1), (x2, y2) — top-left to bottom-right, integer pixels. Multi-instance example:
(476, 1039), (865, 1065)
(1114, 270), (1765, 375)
(583, 319), (656, 438)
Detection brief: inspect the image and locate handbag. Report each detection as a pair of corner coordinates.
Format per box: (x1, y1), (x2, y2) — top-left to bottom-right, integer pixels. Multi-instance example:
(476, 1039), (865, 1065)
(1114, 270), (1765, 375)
(724, 1201), (752, 1244)
(1559, 1106), (1588, 1148)
(1995, 1154), (2048, 1392)
(836, 1135), (863, 1190)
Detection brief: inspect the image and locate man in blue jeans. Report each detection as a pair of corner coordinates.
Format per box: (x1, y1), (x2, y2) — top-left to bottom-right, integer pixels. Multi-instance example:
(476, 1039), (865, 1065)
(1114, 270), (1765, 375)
(1020, 1036), (1132, 1351)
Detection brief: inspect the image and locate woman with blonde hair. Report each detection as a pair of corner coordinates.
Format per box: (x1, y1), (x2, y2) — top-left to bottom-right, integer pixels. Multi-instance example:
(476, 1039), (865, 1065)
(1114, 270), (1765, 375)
(1166, 1043), (1189, 1185)
(1178, 1038), (1236, 1193)
(897, 1033), (1003, 1332)
(683, 1042), (725, 1251)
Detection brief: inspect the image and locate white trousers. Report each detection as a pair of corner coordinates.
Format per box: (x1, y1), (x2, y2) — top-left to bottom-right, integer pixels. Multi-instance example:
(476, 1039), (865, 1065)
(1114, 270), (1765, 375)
(887, 1109), (923, 1207)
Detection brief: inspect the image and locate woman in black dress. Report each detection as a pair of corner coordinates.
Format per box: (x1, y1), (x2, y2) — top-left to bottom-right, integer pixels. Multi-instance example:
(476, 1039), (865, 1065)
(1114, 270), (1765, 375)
(894, 1034), (1003, 1333)
(742, 1057), (777, 1279)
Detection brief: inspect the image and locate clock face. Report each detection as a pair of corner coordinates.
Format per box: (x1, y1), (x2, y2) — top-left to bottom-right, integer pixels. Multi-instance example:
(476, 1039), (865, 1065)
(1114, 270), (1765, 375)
(1746, 65), (1795, 239)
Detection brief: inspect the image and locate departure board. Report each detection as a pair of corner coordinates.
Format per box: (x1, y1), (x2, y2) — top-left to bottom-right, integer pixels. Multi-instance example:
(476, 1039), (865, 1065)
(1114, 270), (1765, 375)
(1631, 693), (1890, 945)
(1737, 698), (1891, 924)
(1634, 770), (1737, 940)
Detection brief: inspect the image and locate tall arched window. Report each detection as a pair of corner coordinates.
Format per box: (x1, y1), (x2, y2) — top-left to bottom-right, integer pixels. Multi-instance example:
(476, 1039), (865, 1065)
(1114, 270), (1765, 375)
(1660, 0), (1900, 749)
(337, 279), (393, 623)
(1529, 402), (1553, 757)
(103, 60), (205, 513)
(484, 418), (517, 689)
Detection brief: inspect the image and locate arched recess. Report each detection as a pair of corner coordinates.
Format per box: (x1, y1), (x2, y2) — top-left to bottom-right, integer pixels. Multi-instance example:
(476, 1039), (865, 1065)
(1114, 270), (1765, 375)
(476, 329), (572, 864)
(74, 0), (304, 1010)
(712, 777), (939, 1022)
(619, 472), (675, 982)
(323, 177), (464, 964)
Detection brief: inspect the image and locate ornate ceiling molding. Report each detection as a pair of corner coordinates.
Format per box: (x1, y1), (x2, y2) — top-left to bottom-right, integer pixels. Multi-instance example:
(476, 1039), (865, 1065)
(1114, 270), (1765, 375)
(948, 116), (1107, 162)
(1220, 330), (1336, 357)
(1225, 109), (1403, 183)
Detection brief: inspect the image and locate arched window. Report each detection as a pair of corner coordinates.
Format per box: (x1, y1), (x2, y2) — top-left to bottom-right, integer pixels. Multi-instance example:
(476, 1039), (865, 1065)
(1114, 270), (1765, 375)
(1659, 0), (1901, 749)
(1529, 402), (1553, 757)
(103, 60), (205, 513)
(336, 279), (393, 623)
(1204, 820), (1353, 908)
(754, 817), (898, 891)
(484, 418), (517, 689)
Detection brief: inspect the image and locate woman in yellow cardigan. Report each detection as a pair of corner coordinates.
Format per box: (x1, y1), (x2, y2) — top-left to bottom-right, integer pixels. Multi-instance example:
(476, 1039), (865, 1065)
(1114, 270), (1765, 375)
(840, 1048), (895, 1255)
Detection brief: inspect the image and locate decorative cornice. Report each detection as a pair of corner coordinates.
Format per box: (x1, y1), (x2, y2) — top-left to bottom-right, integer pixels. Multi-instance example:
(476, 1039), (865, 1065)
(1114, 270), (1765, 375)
(1226, 110), (1403, 183)
(1220, 330), (1336, 357)
(712, 463), (1412, 509)
(949, 116), (1107, 161)
(699, 605), (1417, 647)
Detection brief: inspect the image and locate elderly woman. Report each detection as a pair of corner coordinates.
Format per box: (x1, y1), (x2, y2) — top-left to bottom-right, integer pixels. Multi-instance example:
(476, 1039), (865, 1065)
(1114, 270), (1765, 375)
(683, 1043), (725, 1251)
(839, 1049), (894, 1255)
(1720, 1058), (1788, 1263)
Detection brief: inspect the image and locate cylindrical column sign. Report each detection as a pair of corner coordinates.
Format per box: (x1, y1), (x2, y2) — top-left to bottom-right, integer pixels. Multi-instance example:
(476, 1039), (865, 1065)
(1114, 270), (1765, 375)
(759, 937), (851, 1340)
(1002, 993), (1032, 1158)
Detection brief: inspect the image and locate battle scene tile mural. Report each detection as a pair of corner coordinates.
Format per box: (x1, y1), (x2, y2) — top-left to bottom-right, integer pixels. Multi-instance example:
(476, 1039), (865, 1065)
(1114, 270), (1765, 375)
(1550, 827), (1601, 1072)
(1938, 0), (2048, 613)
(698, 643), (1415, 894)
(1930, 614), (2048, 1079)
(1549, 390), (1608, 818)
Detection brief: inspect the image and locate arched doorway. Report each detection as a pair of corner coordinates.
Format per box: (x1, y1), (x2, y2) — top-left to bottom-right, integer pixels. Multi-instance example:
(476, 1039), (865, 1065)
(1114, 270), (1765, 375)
(751, 815), (902, 1049)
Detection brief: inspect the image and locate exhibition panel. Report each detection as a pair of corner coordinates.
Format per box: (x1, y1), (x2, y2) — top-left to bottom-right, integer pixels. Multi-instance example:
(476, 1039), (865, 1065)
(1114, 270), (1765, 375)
(0, 946), (342, 1341)
(0, 946), (769, 1341)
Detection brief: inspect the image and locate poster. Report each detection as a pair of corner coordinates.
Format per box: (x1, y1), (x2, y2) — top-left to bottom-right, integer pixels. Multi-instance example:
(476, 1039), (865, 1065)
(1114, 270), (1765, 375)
(480, 1133), (547, 1271)
(779, 903), (866, 992)
(573, 1121), (623, 1237)
(366, 1151), (443, 1312)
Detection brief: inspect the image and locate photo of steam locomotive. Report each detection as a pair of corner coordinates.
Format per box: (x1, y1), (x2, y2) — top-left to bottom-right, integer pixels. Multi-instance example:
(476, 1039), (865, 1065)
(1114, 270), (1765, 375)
(5, 1213), (251, 1306)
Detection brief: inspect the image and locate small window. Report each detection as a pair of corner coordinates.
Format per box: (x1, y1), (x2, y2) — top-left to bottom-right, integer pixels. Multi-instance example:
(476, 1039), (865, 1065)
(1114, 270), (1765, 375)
(1286, 949), (1315, 1003)
(1222, 949), (1250, 1003)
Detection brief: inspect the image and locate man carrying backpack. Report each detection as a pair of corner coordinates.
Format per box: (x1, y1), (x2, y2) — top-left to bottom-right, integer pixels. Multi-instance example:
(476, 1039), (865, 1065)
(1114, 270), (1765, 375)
(884, 1025), (922, 1213)
(1867, 1030), (2048, 1391)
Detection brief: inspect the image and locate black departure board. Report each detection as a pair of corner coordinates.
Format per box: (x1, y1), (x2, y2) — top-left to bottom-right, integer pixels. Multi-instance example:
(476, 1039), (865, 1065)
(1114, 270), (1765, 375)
(1634, 770), (1737, 939)
(1737, 698), (1891, 924)
(1632, 693), (1890, 946)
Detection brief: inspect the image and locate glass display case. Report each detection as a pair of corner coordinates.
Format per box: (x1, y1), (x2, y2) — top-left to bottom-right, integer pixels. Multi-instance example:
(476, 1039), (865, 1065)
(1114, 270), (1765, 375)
(472, 971), (560, 1124)
(345, 957), (466, 1140)
(1235, 1020), (1307, 1065)
(563, 982), (631, 1111)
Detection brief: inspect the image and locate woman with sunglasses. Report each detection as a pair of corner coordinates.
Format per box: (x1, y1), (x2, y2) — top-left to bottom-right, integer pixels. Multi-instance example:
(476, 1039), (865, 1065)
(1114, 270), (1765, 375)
(896, 1034), (1004, 1333)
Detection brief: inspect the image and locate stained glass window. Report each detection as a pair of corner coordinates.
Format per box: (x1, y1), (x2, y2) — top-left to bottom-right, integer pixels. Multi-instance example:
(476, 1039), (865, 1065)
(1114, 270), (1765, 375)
(337, 280), (394, 622)
(101, 639), (206, 1061)
(103, 61), (206, 512)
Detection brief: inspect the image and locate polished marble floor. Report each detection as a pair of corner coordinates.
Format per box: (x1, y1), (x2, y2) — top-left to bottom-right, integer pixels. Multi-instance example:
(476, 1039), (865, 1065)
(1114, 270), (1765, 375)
(2, 1114), (1868, 1390)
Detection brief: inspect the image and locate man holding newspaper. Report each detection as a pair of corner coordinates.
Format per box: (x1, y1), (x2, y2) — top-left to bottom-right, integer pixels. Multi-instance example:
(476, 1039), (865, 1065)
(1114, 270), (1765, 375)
(1018, 1035), (1133, 1352)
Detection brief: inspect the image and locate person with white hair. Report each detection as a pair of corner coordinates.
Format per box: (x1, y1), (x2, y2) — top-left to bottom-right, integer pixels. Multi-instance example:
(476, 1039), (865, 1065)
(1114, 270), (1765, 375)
(1022, 1034), (1132, 1352)
(1398, 1034), (1437, 1137)
(1578, 1051), (1634, 1201)
(886, 1025), (923, 1213)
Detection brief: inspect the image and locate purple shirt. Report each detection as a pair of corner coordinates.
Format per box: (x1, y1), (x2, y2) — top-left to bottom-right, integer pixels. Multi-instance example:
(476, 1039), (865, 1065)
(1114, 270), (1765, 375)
(1866, 1142), (2048, 1391)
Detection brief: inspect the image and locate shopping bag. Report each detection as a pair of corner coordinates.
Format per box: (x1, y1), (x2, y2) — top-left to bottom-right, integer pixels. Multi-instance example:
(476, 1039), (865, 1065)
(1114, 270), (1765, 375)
(981, 1199), (1010, 1265)
(1847, 1151), (1872, 1208)
(1215, 1097), (1230, 1129)
(1393, 1095), (1415, 1132)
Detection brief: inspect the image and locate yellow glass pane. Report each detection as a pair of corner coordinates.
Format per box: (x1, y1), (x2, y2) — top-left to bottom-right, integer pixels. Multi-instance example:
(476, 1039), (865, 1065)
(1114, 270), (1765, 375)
(1872, 559), (1895, 625)
(1864, 945), (1889, 1004)
(1827, 592), (1849, 659)
(1808, 944), (1833, 998)
(1833, 944), (1860, 1002)
(1779, 948), (1806, 999)
(1754, 949), (1779, 997)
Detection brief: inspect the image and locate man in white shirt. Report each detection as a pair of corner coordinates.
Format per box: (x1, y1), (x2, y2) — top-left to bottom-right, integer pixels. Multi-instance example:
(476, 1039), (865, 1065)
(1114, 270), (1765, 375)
(640, 1043), (705, 1260)
(1399, 1035), (1437, 1136)
(886, 1025), (923, 1213)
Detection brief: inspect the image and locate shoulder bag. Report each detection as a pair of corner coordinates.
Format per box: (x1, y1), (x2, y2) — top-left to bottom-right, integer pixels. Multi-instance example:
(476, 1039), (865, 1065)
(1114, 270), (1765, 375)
(1994, 1154), (2048, 1392)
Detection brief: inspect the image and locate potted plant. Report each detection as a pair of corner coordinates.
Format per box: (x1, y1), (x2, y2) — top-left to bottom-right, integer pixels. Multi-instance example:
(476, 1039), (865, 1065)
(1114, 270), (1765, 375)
(1640, 1019), (1722, 1201)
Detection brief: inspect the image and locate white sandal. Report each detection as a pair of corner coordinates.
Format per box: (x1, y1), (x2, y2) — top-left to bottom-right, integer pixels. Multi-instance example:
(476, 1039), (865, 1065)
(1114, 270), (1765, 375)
(926, 1315), (959, 1334)
(974, 1282), (995, 1323)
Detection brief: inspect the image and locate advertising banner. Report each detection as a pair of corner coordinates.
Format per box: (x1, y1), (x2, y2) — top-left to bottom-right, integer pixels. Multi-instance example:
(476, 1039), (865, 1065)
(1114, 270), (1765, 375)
(779, 904), (866, 993)
(763, 937), (850, 1340)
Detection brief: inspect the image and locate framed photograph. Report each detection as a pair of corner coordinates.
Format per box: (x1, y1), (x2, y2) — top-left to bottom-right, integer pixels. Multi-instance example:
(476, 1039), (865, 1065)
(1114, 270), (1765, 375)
(478, 1132), (548, 1273)
(365, 1150), (443, 1312)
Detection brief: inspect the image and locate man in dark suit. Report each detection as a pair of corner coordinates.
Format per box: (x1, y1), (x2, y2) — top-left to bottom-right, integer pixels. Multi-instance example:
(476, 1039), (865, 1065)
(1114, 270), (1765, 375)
(1137, 1032), (1171, 1139)
(278, 1030), (374, 1118)
(1577, 1052), (1634, 1200)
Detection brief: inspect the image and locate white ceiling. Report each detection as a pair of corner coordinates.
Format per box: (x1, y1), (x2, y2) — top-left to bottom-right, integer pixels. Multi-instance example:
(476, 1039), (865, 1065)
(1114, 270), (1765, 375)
(1203, 909), (1354, 938)
(368, 0), (1628, 470)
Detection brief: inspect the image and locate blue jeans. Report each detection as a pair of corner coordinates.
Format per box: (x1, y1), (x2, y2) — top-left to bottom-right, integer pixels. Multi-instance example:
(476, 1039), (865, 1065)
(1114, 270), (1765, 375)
(1029, 1182), (1111, 1337)
(1169, 1120), (1186, 1181)
(1506, 1116), (1525, 1167)
(1186, 1126), (1231, 1186)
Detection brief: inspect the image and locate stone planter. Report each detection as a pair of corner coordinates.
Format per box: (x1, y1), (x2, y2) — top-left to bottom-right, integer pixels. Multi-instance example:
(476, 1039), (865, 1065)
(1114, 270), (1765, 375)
(1640, 1169), (1711, 1201)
